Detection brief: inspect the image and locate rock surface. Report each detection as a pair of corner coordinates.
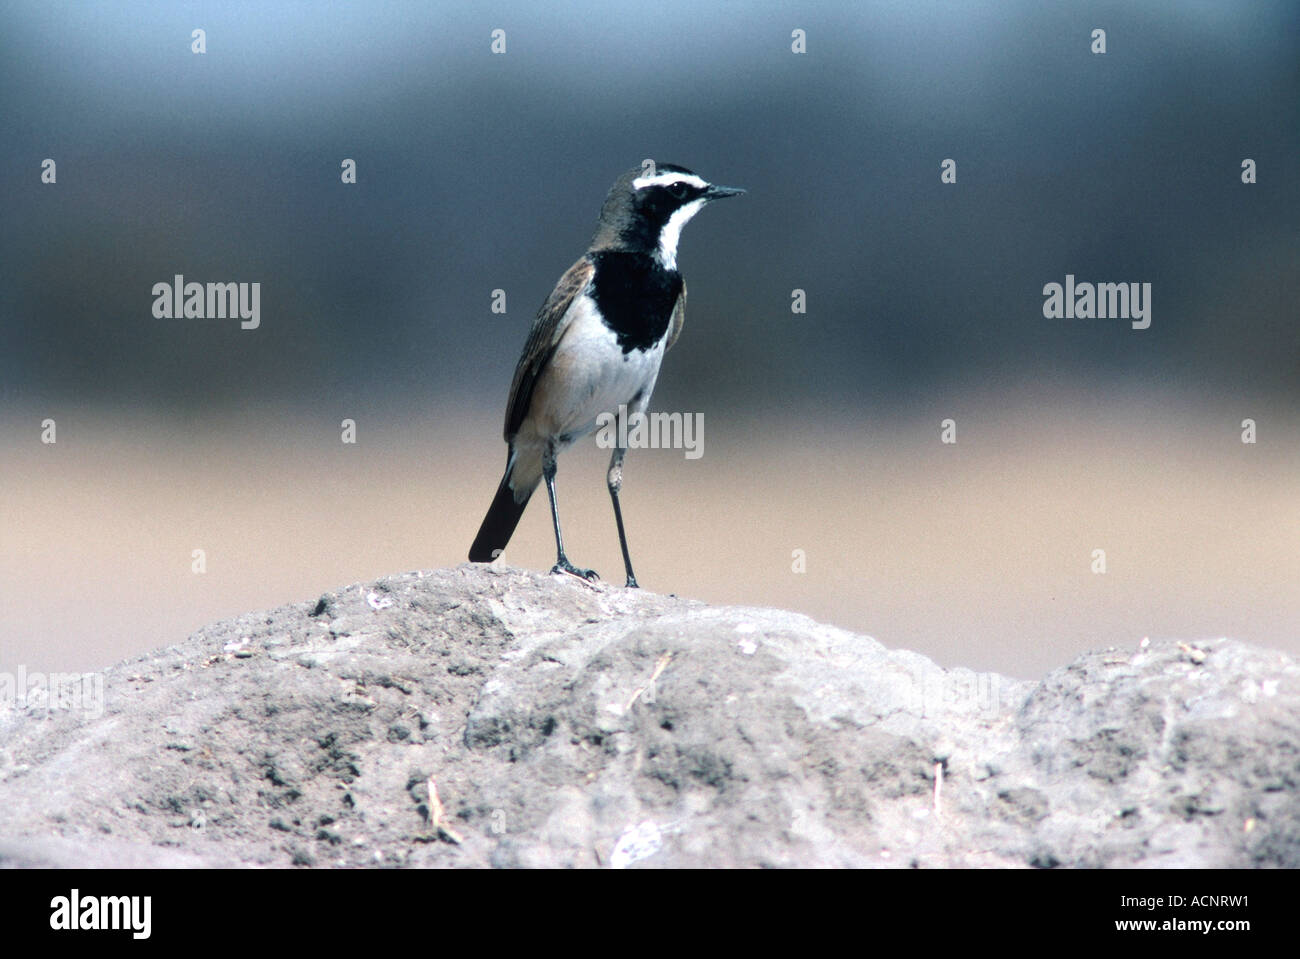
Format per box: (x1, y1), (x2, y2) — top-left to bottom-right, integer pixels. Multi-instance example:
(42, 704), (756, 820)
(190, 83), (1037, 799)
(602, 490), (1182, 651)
(0, 565), (1296, 868)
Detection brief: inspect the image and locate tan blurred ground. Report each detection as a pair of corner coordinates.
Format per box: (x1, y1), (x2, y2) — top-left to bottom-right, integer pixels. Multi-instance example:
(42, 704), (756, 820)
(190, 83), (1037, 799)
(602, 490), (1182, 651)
(2, 397), (1296, 679)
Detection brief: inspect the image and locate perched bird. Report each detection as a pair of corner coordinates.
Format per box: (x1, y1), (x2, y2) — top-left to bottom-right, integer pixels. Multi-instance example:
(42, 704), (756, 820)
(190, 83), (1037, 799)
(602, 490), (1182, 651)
(468, 163), (743, 586)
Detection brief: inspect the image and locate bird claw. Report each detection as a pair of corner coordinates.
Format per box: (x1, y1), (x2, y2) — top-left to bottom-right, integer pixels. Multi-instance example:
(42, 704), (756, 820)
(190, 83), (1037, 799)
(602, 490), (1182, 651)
(552, 561), (600, 582)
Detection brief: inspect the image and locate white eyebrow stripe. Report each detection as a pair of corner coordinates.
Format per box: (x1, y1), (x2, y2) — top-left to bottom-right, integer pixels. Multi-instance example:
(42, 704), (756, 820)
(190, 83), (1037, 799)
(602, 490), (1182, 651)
(632, 171), (707, 191)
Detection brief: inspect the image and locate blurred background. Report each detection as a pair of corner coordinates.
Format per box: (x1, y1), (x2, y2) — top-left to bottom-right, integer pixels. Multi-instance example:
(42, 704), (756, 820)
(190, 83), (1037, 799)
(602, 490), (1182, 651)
(1, 1), (1296, 679)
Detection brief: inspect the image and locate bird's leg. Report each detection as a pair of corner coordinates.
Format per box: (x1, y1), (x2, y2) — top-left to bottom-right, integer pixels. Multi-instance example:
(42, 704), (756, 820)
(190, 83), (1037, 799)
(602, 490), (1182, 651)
(607, 440), (638, 588)
(543, 443), (598, 581)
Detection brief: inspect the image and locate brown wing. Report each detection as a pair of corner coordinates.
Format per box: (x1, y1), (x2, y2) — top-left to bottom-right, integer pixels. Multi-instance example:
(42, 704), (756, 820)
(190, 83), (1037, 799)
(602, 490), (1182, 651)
(503, 256), (595, 441)
(665, 281), (686, 352)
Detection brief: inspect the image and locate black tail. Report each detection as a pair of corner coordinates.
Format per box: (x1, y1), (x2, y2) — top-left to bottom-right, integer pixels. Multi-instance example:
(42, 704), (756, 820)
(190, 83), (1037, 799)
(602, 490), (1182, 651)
(469, 473), (532, 562)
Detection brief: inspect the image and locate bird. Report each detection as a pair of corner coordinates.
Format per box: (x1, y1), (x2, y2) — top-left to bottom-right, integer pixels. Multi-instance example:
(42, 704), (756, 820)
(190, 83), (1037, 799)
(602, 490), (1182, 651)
(468, 162), (744, 587)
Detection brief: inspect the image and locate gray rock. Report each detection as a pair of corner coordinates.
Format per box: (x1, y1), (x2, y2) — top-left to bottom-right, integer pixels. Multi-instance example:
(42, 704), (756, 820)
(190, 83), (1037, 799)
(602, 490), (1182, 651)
(0, 566), (1295, 868)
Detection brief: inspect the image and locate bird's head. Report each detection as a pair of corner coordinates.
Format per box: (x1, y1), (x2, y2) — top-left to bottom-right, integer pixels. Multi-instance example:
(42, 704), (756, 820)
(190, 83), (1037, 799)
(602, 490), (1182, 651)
(592, 163), (744, 269)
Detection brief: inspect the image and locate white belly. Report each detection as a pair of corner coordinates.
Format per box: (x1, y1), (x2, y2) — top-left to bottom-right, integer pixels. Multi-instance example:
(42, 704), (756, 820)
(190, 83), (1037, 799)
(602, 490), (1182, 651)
(525, 293), (667, 446)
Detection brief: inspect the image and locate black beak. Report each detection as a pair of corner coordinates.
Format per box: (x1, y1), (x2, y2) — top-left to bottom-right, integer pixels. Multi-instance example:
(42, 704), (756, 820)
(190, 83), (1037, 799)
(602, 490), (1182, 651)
(704, 183), (746, 201)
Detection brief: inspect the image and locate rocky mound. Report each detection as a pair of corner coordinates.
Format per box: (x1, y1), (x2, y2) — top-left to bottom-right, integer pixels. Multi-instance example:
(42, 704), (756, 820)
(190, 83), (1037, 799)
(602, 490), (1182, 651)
(1, 566), (1295, 867)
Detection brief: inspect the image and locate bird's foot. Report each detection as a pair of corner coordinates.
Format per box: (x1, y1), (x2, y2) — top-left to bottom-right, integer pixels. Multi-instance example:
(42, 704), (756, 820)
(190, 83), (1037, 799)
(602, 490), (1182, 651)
(624, 575), (639, 589)
(552, 559), (600, 582)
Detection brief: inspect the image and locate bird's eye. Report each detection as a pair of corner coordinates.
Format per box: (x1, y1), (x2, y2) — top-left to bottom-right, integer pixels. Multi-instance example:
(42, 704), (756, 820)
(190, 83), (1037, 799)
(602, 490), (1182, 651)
(668, 182), (689, 199)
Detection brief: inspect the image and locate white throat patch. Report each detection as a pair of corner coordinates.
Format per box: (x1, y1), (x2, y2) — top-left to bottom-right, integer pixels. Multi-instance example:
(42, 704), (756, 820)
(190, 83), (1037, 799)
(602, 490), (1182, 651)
(656, 198), (705, 270)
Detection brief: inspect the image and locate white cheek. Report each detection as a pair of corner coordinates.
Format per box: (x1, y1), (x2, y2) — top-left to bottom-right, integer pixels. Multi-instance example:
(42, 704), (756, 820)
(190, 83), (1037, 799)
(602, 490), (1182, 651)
(657, 199), (705, 270)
